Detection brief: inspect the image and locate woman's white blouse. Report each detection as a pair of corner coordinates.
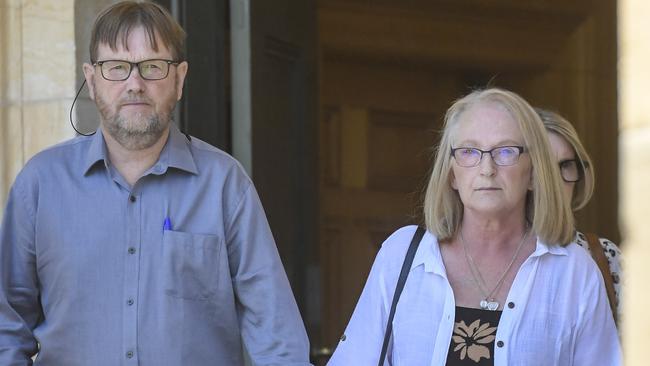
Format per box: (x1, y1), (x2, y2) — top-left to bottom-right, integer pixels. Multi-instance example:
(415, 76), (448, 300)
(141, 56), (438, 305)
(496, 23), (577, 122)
(327, 226), (621, 366)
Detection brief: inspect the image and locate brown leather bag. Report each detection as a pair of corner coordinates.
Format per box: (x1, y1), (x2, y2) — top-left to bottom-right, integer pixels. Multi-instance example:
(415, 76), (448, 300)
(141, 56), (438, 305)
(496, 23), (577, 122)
(585, 232), (618, 326)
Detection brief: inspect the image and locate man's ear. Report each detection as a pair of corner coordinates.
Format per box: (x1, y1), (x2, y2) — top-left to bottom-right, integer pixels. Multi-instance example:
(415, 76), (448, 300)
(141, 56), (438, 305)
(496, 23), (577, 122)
(82, 63), (96, 101)
(175, 61), (188, 101)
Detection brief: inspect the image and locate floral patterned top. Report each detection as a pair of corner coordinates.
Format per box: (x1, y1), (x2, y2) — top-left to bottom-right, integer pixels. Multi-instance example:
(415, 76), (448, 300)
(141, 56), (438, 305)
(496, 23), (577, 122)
(446, 307), (502, 365)
(574, 231), (623, 319)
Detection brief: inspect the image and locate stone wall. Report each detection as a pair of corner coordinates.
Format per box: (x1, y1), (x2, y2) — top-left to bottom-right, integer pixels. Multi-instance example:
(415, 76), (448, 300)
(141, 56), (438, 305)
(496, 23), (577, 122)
(0, 0), (76, 215)
(0, 0), (117, 220)
(620, 0), (650, 363)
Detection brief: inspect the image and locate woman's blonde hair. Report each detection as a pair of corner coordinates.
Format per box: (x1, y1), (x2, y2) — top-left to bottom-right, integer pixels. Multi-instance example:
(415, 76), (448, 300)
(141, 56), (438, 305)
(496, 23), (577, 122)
(423, 88), (575, 245)
(536, 108), (595, 211)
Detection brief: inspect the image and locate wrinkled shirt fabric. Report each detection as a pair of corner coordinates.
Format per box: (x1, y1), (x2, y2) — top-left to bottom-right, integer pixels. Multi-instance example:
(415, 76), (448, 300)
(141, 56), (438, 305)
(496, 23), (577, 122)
(328, 225), (621, 366)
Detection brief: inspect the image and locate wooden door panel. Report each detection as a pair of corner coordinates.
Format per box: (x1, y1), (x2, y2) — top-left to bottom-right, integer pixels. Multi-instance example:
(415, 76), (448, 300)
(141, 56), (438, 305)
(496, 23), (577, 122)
(367, 109), (436, 192)
(319, 101), (447, 347)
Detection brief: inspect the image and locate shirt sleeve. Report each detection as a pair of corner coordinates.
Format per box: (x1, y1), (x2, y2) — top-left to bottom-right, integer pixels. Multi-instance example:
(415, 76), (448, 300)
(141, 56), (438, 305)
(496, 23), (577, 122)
(328, 244), (391, 366)
(572, 261), (622, 366)
(224, 183), (311, 366)
(0, 180), (41, 364)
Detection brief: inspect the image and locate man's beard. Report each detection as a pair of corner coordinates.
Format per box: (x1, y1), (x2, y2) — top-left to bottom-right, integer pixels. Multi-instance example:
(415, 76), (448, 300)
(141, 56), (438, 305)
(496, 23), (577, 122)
(96, 93), (174, 151)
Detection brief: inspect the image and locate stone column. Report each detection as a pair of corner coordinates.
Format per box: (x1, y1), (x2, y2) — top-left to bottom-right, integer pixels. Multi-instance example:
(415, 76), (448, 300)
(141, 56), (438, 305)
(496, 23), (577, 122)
(0, 0), (118, 219)
(0, 0), (77, 216)
(621, 0), (650, 362)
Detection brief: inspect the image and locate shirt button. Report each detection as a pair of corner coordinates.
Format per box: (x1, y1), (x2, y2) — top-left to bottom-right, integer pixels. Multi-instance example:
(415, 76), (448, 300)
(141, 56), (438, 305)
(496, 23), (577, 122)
(128, 247), (136, 254)
(129, 195), (136, 202)
(340, 334), (346, 342)
(497, 340), (504, 348)
(126, 350), (134, 358)
(127, 299), (134, 306)
(508, 302), (515, 309)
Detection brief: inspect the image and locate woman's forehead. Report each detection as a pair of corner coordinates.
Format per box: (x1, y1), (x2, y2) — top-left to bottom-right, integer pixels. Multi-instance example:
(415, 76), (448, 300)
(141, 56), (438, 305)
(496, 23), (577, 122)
(452, 102), (524, 146)
(547, 131), (575, 159)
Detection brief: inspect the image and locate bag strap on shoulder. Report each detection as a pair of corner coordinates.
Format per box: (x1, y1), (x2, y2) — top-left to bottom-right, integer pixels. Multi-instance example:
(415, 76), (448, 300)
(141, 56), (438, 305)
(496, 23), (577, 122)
(377, 226), (425, 366)
(585, 232), (618, 326)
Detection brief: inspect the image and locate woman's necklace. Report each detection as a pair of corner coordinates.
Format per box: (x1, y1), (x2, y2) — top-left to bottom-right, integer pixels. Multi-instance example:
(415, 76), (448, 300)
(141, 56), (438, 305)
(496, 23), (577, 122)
(460, 227), (529, 311)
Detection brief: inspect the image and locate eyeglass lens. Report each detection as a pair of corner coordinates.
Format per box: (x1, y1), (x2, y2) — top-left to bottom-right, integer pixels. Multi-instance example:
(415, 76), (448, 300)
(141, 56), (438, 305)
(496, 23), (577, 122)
(100, 60), (171, 81)
(453, 147), (522, 167)
(559, 160), (581, 182)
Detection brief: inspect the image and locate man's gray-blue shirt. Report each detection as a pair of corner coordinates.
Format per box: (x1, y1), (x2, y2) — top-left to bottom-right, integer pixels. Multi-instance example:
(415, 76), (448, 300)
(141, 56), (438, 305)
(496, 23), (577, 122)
(0, 126), (310, 365)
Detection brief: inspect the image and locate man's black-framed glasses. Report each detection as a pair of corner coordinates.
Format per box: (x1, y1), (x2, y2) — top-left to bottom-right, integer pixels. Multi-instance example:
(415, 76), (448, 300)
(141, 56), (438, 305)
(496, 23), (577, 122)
(451, 146), (526, 167)
(94, 59), (179, 81)
(558, 159), (587, 183)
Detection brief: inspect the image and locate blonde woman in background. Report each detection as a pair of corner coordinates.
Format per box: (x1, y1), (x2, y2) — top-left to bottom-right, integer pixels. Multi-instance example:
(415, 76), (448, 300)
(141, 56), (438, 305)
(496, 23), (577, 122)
(538, 108), (622, 322)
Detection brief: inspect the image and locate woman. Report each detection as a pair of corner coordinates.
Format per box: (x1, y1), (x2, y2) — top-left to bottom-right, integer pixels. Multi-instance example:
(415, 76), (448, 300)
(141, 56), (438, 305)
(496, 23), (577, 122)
(538, 108), (623, 319)
(327, 88), (620, 365)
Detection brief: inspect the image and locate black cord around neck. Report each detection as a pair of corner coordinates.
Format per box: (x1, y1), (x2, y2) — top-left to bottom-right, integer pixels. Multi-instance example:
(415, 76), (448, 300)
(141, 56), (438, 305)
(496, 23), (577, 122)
(69, 79), (97, 136)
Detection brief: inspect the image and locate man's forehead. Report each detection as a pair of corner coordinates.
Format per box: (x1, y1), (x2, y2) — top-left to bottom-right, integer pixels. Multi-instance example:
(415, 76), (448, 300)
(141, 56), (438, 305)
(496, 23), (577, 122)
(96, 26), (172, 60)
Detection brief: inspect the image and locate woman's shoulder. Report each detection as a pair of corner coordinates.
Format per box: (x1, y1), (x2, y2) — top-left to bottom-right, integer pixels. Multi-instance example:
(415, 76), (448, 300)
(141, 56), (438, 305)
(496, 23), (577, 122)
(375, 225), (437, 267)
(574, 231), (623, 262)
(379, 225), (438, 250)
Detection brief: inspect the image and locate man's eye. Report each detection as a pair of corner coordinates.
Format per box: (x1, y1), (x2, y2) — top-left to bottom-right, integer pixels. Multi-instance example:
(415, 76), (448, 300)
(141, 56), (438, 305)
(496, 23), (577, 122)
(142, 63), (162, 70)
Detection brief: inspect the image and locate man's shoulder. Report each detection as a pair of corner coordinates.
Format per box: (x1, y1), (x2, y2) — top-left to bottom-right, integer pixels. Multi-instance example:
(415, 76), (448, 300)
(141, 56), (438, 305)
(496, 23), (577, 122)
(184, 135), (253, 189)
(20, 135), (91, 174)
(187, 136), (235, 163)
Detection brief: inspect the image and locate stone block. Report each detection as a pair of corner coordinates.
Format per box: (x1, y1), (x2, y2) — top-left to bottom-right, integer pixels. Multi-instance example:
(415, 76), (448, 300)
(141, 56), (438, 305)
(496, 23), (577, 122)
(0, 0), (24, 104)
(21, 99), (75, 162)
(22, 0), (76, 101)
(0, 104), (24, 215)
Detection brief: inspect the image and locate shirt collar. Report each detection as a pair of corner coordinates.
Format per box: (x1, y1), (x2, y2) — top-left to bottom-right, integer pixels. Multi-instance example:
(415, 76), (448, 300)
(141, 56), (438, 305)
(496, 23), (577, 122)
(83, 128), (109, 175)
(530, 237), (568, 257)
(409, 231), (568, 276)
(82, 124), (199, 176)
(160, 124), (199, 175)
(410, 230), (446, 276)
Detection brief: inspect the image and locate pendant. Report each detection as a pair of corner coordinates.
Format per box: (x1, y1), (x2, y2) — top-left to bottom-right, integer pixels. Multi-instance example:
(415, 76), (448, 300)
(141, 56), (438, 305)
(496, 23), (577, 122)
(480, 299), (499, 311)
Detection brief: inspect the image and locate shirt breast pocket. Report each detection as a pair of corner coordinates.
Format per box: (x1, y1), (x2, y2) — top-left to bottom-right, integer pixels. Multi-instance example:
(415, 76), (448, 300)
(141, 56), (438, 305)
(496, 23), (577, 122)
(162, 230), (223, 301)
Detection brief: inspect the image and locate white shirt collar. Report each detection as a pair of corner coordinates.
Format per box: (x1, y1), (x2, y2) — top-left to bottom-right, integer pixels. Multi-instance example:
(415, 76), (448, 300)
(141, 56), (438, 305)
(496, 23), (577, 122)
(410, 230), (568, 275)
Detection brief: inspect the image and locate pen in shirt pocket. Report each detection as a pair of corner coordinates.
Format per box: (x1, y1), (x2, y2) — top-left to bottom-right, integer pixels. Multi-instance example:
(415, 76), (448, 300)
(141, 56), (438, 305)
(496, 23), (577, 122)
(163, 217), (173, 231)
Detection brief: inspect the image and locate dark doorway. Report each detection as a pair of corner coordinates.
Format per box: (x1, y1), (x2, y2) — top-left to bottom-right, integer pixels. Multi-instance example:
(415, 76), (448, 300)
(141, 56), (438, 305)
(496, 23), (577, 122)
(156, 0), (231, 152)
(156, 2), (320, 361)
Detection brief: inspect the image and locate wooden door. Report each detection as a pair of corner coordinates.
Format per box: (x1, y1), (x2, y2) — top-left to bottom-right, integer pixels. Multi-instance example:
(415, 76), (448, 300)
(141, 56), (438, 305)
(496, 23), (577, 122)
(156, 0), (230, 151)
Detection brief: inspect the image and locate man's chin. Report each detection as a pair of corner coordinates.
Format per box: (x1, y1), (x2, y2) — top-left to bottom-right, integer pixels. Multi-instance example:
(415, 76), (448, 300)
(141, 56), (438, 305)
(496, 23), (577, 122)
(102, 117), (170, 151)
(113, 129), (167, 151)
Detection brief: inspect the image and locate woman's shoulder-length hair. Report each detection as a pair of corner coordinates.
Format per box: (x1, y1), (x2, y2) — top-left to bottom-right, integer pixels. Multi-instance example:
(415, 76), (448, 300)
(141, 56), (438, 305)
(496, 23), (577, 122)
(536, 108), (595, 211)
(423, 88), (575, 246)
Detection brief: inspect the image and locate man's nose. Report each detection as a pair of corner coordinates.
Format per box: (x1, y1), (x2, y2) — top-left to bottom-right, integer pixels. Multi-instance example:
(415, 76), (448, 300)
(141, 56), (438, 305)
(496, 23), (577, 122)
(124, 65), (146, 92)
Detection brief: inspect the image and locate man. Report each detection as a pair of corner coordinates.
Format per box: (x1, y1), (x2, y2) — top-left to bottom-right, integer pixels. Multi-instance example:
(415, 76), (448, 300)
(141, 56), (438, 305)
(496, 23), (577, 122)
(0, 2), (311, 365)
